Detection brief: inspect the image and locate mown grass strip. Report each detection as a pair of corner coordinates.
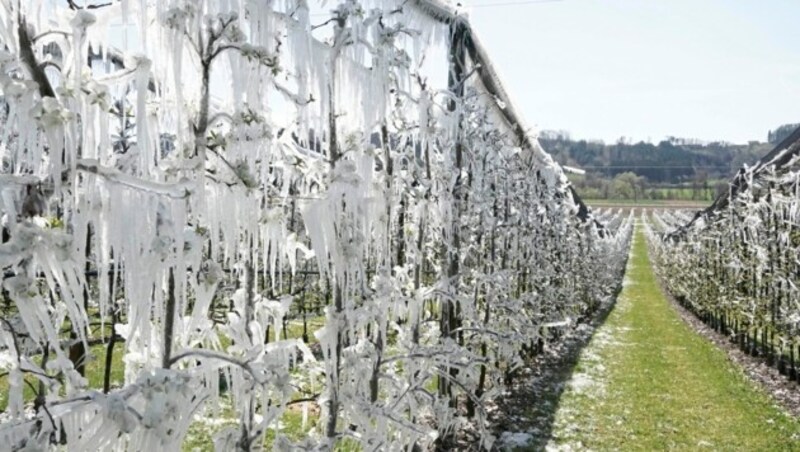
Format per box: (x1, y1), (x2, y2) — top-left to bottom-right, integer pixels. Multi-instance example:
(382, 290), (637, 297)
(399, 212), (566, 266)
(543, 225), (800, 450)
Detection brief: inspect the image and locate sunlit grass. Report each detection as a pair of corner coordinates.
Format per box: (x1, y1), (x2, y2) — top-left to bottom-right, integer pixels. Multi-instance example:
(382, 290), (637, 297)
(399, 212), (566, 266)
(0, 341), (125, 411)
(541, 227), (800, 450)
(182, 399), (321, 451)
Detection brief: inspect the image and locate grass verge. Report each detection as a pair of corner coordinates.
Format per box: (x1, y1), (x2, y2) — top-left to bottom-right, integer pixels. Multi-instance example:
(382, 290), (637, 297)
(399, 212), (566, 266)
(542, 226), (800, 450)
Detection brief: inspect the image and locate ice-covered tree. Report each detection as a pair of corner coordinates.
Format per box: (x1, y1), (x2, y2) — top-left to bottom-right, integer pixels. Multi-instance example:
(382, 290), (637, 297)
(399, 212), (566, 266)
(0, 0), (631, 450)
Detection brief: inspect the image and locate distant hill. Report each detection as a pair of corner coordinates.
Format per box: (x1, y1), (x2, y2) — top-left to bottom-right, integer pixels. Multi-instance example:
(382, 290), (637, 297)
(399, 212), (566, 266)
(768, 123), (800, 144)
(539, 124), (799, 201)
(540, 132), (774, 184)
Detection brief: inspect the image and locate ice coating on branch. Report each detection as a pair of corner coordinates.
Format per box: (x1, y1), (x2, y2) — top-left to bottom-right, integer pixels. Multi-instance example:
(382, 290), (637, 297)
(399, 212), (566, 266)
(0, 0), (632, 449)
(649, 134), (800, 351)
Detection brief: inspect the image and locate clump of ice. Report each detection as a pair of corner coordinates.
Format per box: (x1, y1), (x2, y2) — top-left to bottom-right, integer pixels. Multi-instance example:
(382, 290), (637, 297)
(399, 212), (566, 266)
(498, 431), (535, 448)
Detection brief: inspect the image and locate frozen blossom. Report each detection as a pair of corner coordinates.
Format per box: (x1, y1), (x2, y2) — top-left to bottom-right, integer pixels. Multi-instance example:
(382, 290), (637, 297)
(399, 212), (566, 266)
(0, 0), (632, 450)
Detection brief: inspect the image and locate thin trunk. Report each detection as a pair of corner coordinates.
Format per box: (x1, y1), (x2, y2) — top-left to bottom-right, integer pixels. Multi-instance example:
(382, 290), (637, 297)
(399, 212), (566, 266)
(438, 19), (467, 411)
(325, 18), (346, 442)
(162, 269), (176, 368)
(103, 313), (118, 393)
(238, 258), (257, 451)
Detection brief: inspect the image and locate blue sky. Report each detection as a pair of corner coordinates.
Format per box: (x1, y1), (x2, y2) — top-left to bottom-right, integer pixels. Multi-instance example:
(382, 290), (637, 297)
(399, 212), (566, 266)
(103, 0), (798, 144)
(467, 0), (800, 144)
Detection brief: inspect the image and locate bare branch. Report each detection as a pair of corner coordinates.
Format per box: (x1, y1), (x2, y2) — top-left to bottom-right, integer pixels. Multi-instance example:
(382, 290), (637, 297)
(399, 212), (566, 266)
(76, 159), (192, 198)
(17, 15), (56, 98)
(66, 0), (113, 10)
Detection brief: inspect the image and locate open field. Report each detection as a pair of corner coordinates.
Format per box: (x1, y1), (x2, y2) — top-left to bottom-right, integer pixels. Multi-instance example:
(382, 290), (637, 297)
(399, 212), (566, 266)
(585, 199), (711, 209)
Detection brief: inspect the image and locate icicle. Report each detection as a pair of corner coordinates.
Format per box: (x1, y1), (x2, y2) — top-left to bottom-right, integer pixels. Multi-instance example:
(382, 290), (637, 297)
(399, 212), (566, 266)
(134, 56), (152, 175)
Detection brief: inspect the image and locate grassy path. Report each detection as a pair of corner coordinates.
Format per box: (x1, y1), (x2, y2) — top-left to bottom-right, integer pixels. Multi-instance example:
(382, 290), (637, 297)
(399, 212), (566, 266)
(544, 225), (800, 450)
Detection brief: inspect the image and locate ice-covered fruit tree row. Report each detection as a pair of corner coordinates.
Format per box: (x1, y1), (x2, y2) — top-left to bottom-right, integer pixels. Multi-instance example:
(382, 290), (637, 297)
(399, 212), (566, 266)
(0, 0), (632, 449)
(646, 129), (800, 383)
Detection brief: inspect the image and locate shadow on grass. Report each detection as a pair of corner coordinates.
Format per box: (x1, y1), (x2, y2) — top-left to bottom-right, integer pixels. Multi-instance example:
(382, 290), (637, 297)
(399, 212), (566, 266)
(487, 285), (623, 451)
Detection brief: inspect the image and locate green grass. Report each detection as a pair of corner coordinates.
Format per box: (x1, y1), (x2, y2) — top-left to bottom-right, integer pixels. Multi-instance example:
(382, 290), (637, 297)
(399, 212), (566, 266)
(577, 187), (717, 203)
(542, 226), (800, 450)
(647, 187), (716, 201)
(0, 341), (125, 411)
(584, 198), (711, 207)
(182, 401), (320, 451)
(284, 316), (326, 344)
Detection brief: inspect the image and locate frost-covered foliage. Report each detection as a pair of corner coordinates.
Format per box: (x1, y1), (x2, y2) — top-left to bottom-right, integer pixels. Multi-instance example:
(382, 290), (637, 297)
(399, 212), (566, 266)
(0, 0), (631, 450)
(647, 135), (800, 380)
